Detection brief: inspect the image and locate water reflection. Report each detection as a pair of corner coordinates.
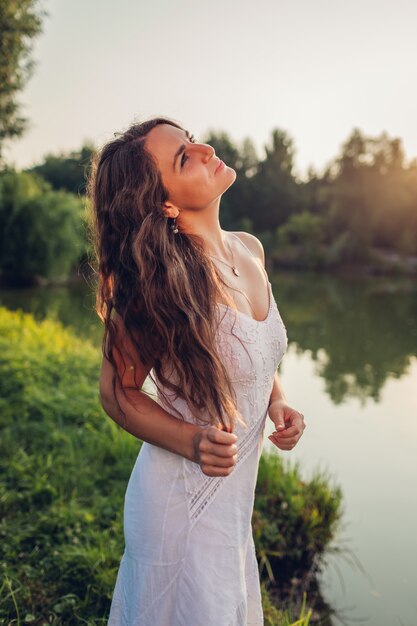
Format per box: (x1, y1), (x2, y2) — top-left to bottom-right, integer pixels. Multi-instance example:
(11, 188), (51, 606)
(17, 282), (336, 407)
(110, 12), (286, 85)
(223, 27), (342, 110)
(0, 281), (102, 346)
(1, 272), (416, 403)
(272, 272), (417, 404)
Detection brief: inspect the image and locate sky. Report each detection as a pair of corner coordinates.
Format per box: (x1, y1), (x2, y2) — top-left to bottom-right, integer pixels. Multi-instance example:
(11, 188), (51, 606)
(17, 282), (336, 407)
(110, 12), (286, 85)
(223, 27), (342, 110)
(6, 0), (417, 179)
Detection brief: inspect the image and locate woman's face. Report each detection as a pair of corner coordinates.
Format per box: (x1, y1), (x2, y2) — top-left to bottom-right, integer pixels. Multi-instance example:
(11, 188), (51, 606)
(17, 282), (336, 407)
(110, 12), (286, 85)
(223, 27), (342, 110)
(144, 123), (236, 215)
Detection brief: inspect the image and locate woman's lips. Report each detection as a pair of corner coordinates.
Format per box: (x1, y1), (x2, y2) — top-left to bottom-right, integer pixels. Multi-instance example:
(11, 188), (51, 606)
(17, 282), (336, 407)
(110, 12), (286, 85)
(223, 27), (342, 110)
(215, 160), (225, 173)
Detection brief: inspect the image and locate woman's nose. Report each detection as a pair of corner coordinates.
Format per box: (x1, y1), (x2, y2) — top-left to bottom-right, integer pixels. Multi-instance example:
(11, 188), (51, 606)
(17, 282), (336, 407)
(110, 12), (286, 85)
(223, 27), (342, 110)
(194, 142), (215, 162)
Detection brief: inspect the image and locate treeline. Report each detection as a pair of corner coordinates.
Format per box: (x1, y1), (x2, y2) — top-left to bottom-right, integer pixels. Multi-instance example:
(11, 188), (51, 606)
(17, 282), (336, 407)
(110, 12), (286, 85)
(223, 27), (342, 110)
(1, 126), (416, 285)
(204, 127), (417, 267)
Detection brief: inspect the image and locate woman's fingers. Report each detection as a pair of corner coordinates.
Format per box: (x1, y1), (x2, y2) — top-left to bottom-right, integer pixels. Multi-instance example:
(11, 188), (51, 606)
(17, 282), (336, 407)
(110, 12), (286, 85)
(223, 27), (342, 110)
(268, 436), (295, 450)
(201, 427), (237, 457)
(207, 426), (237, 445)
(268, 433), (298, 449)
(200, 452), (237, 468)
(273, 425), (301, 438)
(199, 439), (237, 457)
(198, 426), (238, 476)
(200, 445), (237, 476)
(201, 464), (235, 477)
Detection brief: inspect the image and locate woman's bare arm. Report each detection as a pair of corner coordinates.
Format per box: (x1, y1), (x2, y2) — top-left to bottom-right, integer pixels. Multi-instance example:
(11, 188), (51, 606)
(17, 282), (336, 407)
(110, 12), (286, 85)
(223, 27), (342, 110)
(100, 355), (200, 461)
(268, 370), (287, 406)
(99, 316), (238, 476)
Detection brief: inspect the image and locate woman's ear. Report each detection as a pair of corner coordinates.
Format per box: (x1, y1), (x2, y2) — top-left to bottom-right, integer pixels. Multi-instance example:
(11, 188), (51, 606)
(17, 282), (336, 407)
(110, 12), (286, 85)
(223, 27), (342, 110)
(162, 202), (180, 219)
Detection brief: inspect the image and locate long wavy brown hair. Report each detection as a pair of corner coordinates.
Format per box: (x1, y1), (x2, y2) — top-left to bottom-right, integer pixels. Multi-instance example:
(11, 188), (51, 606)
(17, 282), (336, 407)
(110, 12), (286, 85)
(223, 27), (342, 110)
(87, 116), (243, 432)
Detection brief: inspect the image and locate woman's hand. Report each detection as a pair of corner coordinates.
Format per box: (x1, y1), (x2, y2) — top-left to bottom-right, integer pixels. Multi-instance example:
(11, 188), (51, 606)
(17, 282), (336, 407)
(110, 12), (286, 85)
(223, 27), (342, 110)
(192, 426), (238, 477)
(268, 399), (306, 451)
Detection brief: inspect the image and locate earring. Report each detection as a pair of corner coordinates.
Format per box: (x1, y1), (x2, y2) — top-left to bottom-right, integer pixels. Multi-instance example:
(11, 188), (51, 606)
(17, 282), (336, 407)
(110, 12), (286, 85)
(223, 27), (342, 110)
(170, 216), (179, 235)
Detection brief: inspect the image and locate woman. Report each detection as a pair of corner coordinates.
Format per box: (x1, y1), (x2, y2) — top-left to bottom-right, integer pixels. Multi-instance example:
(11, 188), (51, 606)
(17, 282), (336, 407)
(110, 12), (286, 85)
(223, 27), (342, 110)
(89, 117), (305, 626)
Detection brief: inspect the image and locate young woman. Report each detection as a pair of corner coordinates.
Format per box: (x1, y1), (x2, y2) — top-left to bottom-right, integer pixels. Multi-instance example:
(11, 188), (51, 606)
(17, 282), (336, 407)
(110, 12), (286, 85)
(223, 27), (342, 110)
(89, 117), (306, 626)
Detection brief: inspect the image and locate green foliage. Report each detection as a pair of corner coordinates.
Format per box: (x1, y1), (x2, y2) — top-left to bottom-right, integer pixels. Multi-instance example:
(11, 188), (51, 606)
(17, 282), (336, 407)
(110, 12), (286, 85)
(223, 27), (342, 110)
(10, 125), (415, 274)
(0, 307), (340, 623)
(323, 128), (417, 256)
(252, 129), (306, 232)
(207, 125), (417, 262)
(262, 586), (313, 626)
(253, 452), (343, 596)
(29, 144), (95, 195)
(0, 307), (139, 623)
(0, 169), (86, 285)
(202, 130), (260, 230)
(276, 212), (325, 248)
(0, 0), (44, 160)
(202, 127), (306, 232)
(274, 212), (327, 268)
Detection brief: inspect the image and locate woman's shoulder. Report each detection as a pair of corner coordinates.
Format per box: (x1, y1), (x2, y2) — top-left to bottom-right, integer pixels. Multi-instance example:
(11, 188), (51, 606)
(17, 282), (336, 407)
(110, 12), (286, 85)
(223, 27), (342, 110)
(229, 231), (265, 266)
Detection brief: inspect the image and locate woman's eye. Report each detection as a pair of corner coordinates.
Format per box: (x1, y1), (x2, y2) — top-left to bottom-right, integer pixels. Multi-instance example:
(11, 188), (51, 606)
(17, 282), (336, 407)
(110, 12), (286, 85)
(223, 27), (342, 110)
(180, 134), (196, 167)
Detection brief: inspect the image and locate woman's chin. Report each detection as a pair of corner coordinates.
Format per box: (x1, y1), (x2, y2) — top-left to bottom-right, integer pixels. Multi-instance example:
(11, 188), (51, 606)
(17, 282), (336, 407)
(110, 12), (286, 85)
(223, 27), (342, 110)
(223, 167), (237, 190)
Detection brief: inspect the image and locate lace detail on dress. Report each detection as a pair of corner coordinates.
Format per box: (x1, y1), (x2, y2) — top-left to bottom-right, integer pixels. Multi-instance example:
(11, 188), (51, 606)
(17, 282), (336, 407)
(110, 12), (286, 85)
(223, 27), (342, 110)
(188, 412), (267, 525)
(214, 283), (287, 418)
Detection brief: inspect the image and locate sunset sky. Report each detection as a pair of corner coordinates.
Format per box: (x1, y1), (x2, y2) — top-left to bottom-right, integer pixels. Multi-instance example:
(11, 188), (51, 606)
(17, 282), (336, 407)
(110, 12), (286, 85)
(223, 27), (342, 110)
(7, 0), (417, 178)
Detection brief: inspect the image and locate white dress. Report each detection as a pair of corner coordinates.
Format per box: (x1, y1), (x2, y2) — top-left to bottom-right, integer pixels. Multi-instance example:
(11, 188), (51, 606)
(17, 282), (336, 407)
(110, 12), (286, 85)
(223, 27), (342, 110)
(107, 266), (288, 625)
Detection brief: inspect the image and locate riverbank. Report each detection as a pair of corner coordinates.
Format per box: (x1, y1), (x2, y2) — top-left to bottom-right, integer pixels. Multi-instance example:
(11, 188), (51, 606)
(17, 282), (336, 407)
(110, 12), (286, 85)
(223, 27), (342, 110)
(0, 307), (342, 624)
(268, 244), (417, 277)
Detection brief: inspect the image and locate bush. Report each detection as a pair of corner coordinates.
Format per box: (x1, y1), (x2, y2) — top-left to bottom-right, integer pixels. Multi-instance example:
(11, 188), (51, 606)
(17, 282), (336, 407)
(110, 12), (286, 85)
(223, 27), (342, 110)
(276, 212), (325, 249)
(0, 169), (86, 285)
(253, 452), (343, 598)
(272, 213), (329, 269)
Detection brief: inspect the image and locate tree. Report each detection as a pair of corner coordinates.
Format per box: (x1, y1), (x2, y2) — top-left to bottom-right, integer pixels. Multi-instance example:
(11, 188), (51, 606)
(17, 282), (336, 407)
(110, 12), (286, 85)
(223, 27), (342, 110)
(201, 130), (258, 229)
(0, 0), (44, 161)
(0, 170), (86, 285)
(250, 129), (304, 232)
(324, 128), (417, 255)
(29, 144), (95, 195)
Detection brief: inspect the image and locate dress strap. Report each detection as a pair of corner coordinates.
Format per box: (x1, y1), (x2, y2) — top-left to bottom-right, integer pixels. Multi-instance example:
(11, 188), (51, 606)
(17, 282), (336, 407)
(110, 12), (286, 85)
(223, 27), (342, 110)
(230, 232), (269, 282)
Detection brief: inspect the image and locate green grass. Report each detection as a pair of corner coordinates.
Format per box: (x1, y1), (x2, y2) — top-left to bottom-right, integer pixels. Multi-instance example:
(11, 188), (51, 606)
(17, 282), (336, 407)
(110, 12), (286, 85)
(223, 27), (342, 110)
(0, 308), (342, 624)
